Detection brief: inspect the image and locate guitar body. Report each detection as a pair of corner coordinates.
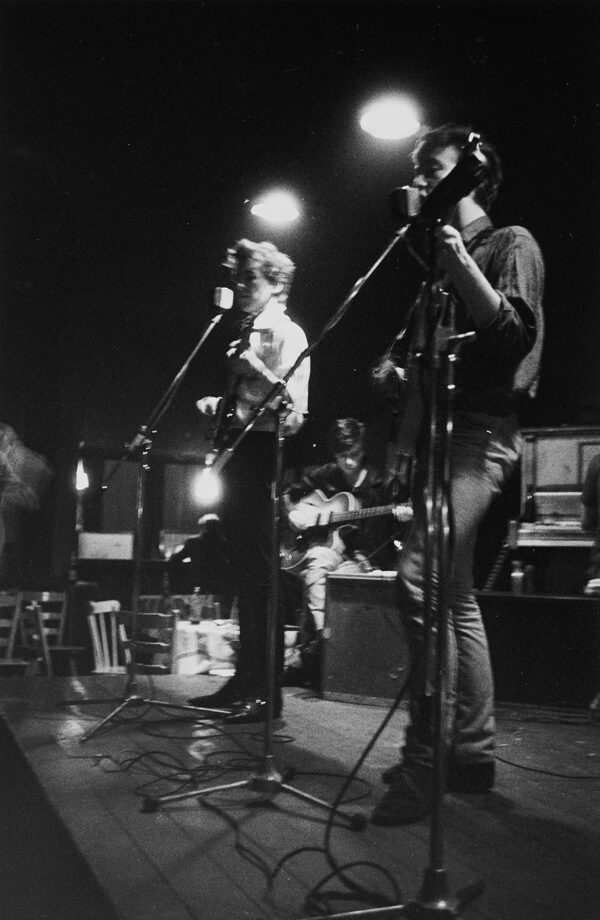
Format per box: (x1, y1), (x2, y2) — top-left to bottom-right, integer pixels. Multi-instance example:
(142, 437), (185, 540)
(280, 490), (402, 573)
(279, 529), (346, 574)
(279, 532), (310, 574)
(291, 489), (362, 519)
(280, 491), (361, 573)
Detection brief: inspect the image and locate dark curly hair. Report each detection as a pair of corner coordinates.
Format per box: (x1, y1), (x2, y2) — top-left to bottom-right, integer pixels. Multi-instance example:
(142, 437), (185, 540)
(411, 123), (503, 213)
(225, 239), (296, 300)
(327, 418), (366, 456)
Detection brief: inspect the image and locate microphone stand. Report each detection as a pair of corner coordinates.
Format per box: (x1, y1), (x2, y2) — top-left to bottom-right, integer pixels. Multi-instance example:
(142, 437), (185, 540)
(139, 225), (410, 823)
(64, 297), (235, 736)
(71, 201), (485, 912)
(143, 402), (365, 829)
(294, 232), (483, 918)
(293, 141), (490, 918)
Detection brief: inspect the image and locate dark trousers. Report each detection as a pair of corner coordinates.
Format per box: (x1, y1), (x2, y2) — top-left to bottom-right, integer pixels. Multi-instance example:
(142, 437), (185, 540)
(220, 431), (285, 700)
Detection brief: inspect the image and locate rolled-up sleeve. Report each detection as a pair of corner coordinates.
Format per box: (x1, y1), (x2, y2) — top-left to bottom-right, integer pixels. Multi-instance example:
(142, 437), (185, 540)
(476, 226), (544, 361)
(469, 225), (545, 400)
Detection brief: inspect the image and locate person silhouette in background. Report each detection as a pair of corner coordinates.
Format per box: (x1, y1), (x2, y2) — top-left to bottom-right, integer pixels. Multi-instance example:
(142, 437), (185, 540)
(0, 423), (53, 584)
(169, 513), (233, 606)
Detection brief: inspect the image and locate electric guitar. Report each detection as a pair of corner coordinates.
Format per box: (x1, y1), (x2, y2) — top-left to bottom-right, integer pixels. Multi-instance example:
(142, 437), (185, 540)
(280, 489), (412, 573)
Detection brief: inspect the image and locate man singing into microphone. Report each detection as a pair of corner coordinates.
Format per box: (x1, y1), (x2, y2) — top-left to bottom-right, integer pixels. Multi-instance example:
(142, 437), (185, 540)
(373, 124), (545, 824)
(189, 239), (310, 723)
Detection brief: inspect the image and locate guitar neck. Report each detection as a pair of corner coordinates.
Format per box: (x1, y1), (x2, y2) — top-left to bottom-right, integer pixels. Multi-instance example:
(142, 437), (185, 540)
(329, 505), (394, 526)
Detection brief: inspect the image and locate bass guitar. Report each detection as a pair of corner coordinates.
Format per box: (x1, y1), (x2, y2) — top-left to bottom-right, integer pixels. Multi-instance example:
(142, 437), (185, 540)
(280, 489), (412, 573)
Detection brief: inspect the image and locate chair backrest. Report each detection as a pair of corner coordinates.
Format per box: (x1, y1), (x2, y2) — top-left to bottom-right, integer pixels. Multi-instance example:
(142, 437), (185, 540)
(20, 591), (68, 646)
(87, 600), (124, 673)
(0, 592), (22, 660)
(118, 609), (179, 675)
(19, 601), (52, 675)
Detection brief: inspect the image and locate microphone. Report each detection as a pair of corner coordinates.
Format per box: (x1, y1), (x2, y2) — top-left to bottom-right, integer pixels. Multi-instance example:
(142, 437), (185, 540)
(390, 133), (486, 226)
(214, 287), (234, 311)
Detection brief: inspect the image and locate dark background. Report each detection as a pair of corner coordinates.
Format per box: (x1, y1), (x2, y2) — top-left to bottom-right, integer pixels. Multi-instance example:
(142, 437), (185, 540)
(1, 0), (599, 583)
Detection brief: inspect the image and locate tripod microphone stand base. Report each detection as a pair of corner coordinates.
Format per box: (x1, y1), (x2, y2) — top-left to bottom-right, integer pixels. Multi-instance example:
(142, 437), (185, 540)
(141, 758), (367, 831)
(401, 868), (485, 918)
(63, 689), (230, 744)
(146, 413), (367, 834)
(295, 868), (484, 919)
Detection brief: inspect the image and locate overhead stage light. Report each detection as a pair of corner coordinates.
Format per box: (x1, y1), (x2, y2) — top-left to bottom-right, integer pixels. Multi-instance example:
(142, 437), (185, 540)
(359, 96), (420, 140)
(250, 191), (300, 225)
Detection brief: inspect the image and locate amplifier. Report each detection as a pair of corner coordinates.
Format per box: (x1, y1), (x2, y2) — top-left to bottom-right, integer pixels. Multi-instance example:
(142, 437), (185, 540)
(479, 591), (600, 707)
(322, 571), (409, 705)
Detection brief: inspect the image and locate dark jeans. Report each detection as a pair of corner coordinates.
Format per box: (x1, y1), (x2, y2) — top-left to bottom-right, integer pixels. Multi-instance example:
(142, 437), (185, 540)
(220, 432), (285, 700)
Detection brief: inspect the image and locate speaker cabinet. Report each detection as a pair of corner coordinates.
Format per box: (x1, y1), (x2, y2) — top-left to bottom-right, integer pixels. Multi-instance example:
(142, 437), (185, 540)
(479, 591), (600, 707)
(322, 572), (409, 705)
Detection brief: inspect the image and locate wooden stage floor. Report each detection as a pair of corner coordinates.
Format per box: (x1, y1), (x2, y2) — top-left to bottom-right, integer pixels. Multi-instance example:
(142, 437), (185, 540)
(1, 674), (599, 920)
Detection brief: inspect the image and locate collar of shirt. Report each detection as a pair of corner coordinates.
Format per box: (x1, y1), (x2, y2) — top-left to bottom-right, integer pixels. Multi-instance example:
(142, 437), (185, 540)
(460, 214), (493, 249)
(251, 298), (288, 330)
(353, 467), (368, 489)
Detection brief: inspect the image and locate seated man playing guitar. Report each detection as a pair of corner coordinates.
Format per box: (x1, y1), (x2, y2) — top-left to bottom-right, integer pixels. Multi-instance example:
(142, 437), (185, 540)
(282, 418), (412, 687)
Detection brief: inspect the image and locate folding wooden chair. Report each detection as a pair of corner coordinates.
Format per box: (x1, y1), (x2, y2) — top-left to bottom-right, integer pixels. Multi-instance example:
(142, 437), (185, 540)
(0, 591), (30, 675)
(87, 600), (127, 674)
(119, 608), (179, 675)
(19, 591), (86, 676)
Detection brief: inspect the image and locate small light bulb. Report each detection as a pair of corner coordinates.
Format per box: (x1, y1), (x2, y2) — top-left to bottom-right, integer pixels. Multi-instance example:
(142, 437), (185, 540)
(194, 467), (222, 505)
(75, 458), (89, 491)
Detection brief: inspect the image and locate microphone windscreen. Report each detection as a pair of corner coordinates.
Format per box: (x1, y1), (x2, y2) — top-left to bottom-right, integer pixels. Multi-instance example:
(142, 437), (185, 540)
(214, 287), (234, 310)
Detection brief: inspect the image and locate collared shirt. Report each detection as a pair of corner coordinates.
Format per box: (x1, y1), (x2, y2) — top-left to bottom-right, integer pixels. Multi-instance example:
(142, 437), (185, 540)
(285, 462), (384, 508)
(452, 215), (545, 416)
(229, 299), (310, 433)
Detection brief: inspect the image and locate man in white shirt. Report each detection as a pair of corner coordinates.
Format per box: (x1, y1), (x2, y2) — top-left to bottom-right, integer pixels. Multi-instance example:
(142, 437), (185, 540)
(189, 239), (310, 723)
